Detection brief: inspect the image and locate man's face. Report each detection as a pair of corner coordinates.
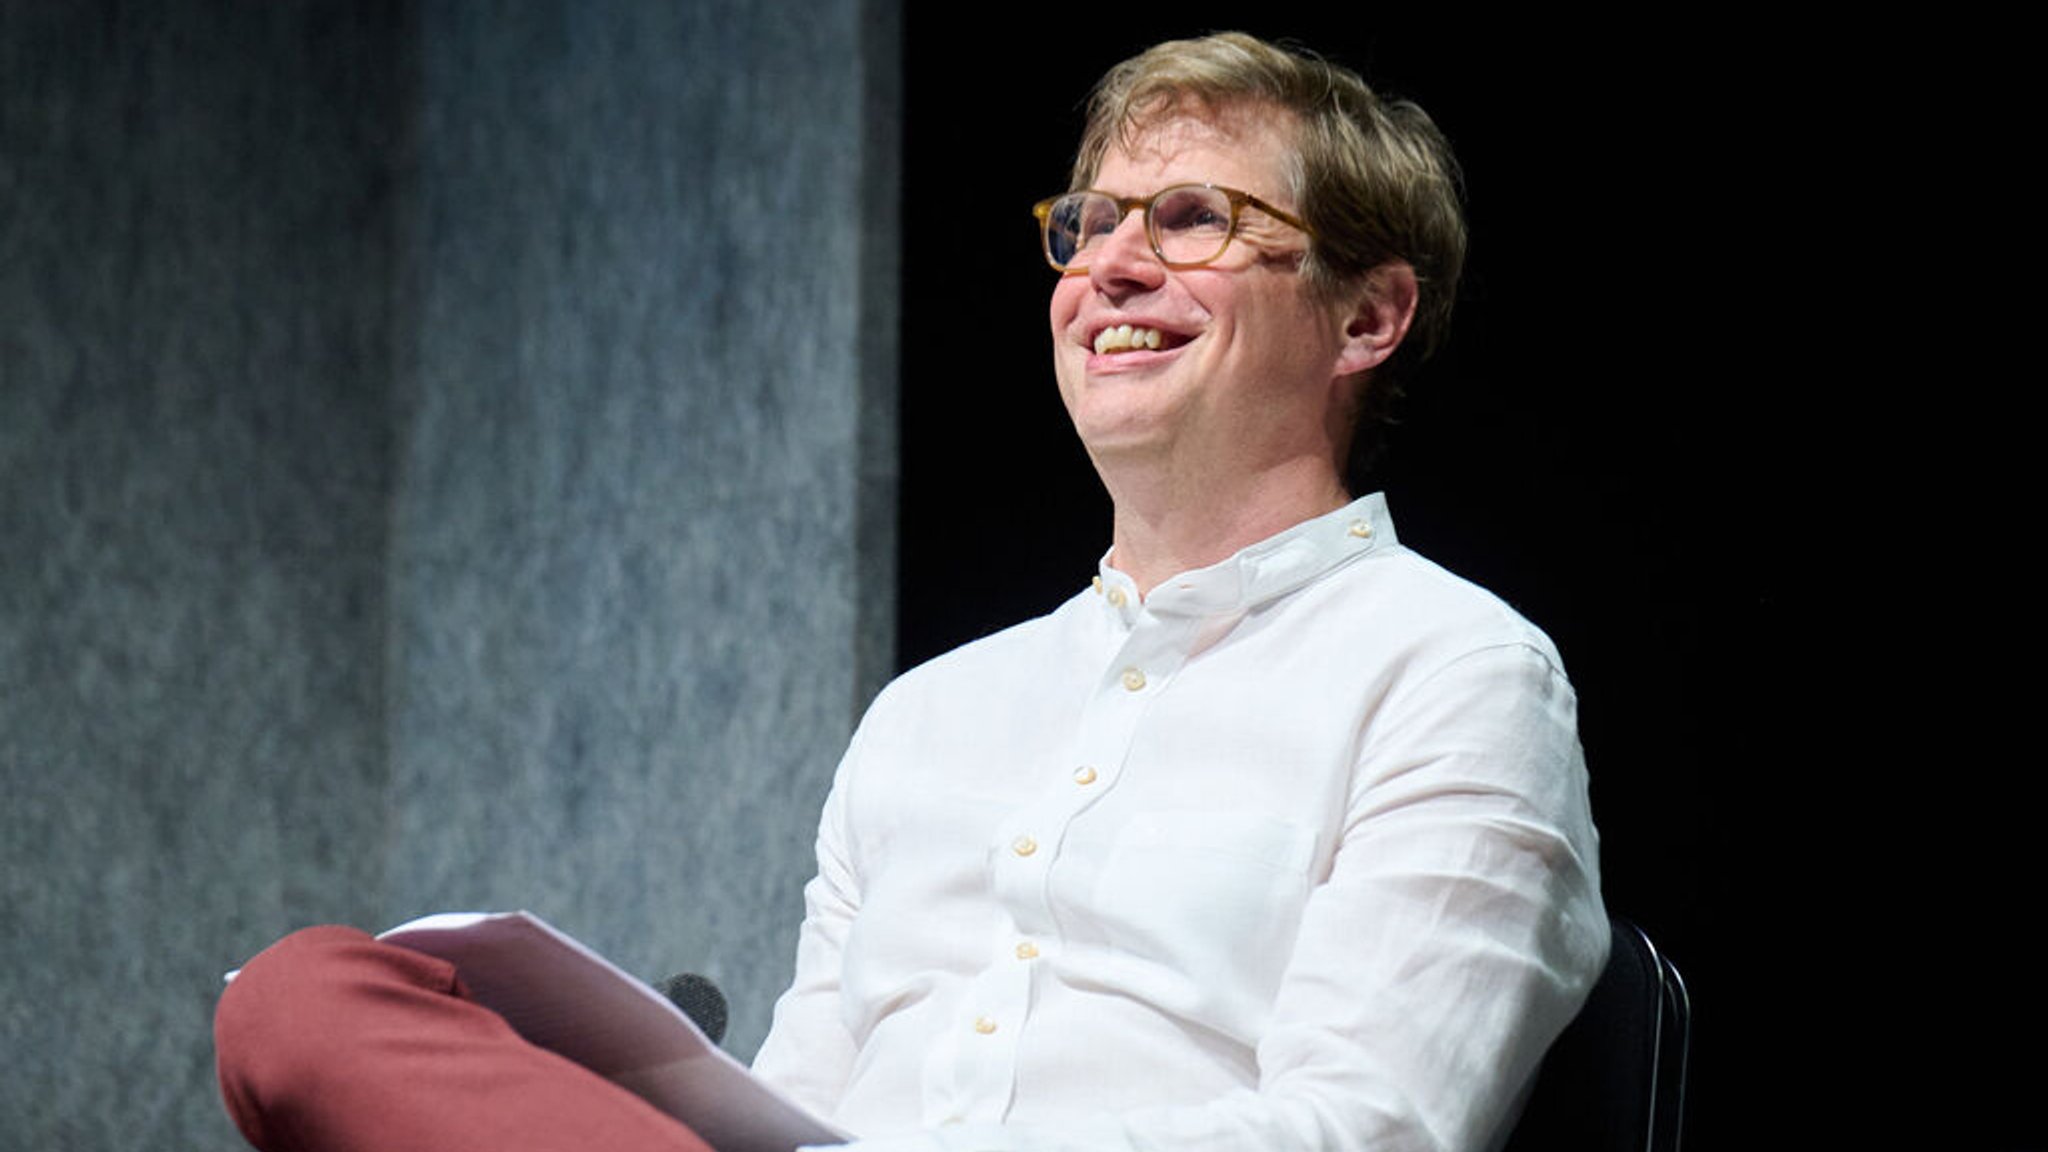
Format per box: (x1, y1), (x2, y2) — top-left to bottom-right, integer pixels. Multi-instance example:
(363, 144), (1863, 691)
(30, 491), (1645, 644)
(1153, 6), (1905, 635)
(1050, 110), (1359, 486)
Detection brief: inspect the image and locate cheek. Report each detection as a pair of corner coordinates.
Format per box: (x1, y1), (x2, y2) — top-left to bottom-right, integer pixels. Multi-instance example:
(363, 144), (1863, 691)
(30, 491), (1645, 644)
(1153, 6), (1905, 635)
(1048, 279), (1086, 336)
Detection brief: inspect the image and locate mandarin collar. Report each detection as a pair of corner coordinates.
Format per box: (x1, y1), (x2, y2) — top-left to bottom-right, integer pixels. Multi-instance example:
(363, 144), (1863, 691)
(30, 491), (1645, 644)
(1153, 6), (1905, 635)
(1090, 493), (1396, 625)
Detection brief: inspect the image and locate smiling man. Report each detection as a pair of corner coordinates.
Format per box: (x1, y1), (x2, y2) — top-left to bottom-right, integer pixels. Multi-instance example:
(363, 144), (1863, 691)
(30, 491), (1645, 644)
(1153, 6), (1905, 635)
(215, 32), (1606, 1152)
(748, 31), (1608, 1152)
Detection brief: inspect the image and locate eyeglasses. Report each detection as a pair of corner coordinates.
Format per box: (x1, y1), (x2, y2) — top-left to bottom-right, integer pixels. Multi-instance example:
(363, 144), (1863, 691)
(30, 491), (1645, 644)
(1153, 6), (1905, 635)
(1031, 183), (1313, 273)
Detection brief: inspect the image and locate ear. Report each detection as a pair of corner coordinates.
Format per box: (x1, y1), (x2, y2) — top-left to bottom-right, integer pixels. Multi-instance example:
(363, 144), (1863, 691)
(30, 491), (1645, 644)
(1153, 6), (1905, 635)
(1333, 263), (1418, 378)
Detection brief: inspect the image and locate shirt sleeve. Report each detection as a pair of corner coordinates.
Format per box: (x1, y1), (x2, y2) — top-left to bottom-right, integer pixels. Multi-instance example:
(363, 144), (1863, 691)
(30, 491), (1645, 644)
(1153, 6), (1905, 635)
(751, 727), (867, 1117)
(794, 638), (1608, 1152)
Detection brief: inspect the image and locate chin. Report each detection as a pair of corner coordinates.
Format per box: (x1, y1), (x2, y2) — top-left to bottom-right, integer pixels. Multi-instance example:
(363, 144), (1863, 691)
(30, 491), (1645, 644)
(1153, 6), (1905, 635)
(1071, 415), (1177, 461)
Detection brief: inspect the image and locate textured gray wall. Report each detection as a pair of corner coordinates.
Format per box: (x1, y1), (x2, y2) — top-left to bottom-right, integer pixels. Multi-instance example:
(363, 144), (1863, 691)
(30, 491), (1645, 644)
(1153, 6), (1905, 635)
(0, 0), (898, 1146)
(1, 5), (403, 1145)
(382, 0), (899, 1058)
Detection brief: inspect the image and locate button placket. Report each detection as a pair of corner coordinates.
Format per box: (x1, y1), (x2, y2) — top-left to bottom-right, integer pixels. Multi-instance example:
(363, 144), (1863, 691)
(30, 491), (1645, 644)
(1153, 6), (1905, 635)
(946, 907), (1036, 1124)
(1103, 610), (1195, 703)
(1063, 612), (1194, 804)
(988, 788), (1066, 958)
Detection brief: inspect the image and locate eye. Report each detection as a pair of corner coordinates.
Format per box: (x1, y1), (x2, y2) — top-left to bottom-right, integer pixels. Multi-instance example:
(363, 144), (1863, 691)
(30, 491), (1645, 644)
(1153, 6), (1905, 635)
(1152, 188), (1231, 234)
(1076, 195), (1122, 238)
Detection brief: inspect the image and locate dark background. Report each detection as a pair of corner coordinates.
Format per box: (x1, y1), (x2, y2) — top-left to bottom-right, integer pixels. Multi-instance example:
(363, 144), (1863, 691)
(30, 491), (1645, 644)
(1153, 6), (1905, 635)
(899, 12), (2026, 1150)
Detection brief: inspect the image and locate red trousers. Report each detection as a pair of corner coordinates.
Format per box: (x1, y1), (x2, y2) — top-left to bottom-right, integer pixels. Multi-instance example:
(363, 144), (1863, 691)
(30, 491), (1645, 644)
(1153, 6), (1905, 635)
(214, 925), (716, 1152)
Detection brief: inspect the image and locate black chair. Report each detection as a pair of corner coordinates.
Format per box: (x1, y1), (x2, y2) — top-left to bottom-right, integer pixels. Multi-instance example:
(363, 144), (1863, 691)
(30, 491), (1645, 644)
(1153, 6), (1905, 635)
(1501, 915), (1691, 1152)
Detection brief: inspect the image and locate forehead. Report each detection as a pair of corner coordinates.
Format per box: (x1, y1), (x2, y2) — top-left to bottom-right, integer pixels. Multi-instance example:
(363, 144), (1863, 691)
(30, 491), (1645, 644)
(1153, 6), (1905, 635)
(1094, 106), (1299, 200)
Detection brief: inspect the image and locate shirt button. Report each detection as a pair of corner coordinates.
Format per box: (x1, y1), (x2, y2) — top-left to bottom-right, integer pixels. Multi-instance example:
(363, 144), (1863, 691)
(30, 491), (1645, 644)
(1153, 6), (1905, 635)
(1092, 575), (1104, 595)
(1349, 519), (1373, 539)
(1011, 835), (1038, 857)
(1107, 587), (1128, 607)
(1120, 667), (1146, 692)
(1015, 941), (1039, 960)
(973, 1016), (998, 1035)
(1073, 765), (1098, 786)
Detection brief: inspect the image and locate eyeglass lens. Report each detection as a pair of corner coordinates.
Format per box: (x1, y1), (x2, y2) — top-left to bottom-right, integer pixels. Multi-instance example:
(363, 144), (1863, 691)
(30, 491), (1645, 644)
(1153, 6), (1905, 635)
(1046, 186), (1235, 270)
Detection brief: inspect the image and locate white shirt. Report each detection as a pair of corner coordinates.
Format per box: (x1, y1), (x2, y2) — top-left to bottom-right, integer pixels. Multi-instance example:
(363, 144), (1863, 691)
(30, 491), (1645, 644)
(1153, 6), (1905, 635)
(752, 495), (1609, 1152)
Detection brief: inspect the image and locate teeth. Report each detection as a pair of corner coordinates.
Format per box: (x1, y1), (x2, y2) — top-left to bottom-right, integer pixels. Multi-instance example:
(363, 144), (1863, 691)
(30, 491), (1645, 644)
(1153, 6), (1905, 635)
(1094, 325), (1166, 355)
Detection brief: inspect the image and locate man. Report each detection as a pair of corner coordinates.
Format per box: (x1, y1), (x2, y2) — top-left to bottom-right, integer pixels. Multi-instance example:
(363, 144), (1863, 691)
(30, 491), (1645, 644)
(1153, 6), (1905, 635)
(747, 32), (1605, 1152)
(215, 32), (1605, 1152)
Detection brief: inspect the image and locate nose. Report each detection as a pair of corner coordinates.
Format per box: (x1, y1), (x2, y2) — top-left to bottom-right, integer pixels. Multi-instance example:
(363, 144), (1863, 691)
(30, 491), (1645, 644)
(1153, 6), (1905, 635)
(1085, 209), (1166, 296)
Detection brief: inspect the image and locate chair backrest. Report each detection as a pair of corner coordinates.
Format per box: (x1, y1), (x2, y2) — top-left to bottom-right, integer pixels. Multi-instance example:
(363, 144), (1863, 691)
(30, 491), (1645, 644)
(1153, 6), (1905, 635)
(1500, 915), (1691, 1152)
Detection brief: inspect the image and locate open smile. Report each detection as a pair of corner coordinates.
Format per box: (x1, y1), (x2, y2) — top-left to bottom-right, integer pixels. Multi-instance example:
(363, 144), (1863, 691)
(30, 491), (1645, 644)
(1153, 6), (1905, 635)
(1090, 324), (1194, 356)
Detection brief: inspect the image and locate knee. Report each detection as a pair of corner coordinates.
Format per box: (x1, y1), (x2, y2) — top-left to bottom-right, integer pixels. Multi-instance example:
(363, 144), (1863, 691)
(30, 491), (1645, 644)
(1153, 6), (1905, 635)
(216, 926), (474, 1147)
(216, 927), (361, 1087)
(216, 925), (445, 1105)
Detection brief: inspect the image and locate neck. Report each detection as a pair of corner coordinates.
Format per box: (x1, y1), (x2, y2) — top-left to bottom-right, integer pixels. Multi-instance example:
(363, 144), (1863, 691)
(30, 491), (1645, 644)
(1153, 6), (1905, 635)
(1101, 453), (1351, 598)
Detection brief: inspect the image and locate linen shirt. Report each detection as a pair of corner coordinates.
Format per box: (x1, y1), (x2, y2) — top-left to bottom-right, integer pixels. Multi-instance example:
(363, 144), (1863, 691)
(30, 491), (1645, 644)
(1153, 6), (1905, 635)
(752, 495), (1609, 1152)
